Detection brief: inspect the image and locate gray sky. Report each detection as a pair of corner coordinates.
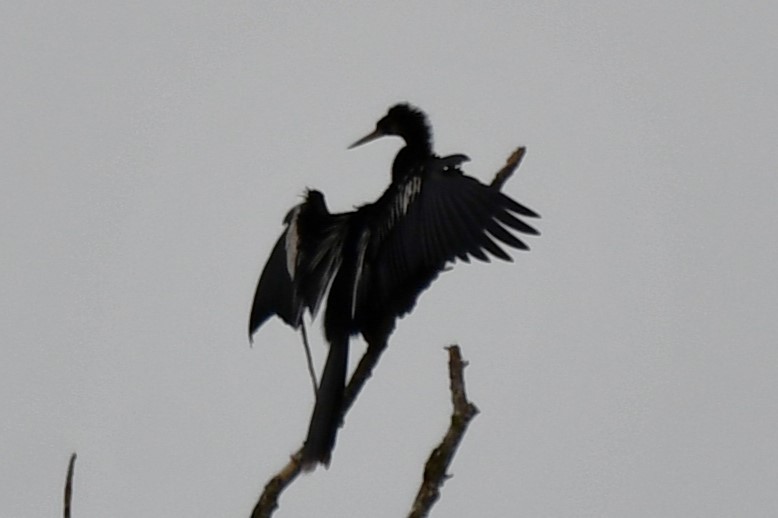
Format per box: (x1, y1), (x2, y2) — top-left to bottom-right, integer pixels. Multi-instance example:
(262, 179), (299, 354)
(2, 2), (777, 516)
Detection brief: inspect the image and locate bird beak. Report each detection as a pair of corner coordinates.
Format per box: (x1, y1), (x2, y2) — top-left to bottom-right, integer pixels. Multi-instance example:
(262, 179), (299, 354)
(348, 129), (384, 149)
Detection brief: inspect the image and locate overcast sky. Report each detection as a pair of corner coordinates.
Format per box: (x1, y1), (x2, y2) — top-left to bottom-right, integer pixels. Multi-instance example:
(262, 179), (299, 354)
(2, 2), (777, 517)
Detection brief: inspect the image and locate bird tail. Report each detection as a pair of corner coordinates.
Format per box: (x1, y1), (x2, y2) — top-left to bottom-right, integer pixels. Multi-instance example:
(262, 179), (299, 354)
(301, 336), (349, 468)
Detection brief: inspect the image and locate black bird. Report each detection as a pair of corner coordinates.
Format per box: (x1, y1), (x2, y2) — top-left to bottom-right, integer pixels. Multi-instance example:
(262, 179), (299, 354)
(249, 103), (539, 467)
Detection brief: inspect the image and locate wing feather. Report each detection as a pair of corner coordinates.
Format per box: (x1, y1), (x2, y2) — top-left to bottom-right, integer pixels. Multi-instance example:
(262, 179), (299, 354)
(359, 159), (539, 321)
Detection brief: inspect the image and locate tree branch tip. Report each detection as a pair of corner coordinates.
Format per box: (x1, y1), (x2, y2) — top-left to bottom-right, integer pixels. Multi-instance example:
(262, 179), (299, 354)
(64, 452), (77, 518)
(509, 147), (527, 162)
(490, 145), (527, 190)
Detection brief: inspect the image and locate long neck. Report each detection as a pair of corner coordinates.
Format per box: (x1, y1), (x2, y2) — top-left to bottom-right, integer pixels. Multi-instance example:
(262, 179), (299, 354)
(388, 106), (434, 182)
(391, 125), (433, 182)
(391, 144), (428, 182)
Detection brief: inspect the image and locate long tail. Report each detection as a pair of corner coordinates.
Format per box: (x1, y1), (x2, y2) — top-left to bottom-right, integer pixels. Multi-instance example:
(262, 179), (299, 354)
(301, 337), (348, 468)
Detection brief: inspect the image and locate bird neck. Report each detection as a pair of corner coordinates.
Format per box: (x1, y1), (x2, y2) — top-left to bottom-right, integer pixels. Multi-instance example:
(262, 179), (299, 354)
(397, 116), (432, 156)
(391, 143), (431, 182)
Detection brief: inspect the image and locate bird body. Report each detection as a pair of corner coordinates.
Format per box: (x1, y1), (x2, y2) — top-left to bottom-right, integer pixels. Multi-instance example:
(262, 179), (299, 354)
(249, 104), (539, 467)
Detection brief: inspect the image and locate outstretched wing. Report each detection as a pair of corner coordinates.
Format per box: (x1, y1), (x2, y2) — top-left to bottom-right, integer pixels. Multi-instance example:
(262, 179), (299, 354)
(358, 156), (540, 324)
(248, 190), (349, 339)
(249, 228), (302, 338)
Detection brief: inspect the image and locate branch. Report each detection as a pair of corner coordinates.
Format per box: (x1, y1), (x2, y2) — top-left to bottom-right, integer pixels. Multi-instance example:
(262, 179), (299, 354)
(250, 454), (303, 518)
(249, 341), (388, 517)
(63, 452), (77, 518)
(341, 341), (387, 418)
(408, 346), (479, 518)
(491, 147), (526, 191)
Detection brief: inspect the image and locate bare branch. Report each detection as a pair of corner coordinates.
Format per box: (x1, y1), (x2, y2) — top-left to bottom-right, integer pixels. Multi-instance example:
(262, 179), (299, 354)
(491, 147), (526, 191)
(409, 345), (479, 518)
(250, 453), (303, 518)
(63, 452), (77, 518)
(341, 341), (387, 418)
(249, 341), (388, 517)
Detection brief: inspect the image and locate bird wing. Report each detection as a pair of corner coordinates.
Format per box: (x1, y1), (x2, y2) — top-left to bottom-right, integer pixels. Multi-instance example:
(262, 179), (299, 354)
(359, 156), (539, 321)
(293, 192), (350, 319)
(249, 227), (302, 338)
(248, 190), (349, 339)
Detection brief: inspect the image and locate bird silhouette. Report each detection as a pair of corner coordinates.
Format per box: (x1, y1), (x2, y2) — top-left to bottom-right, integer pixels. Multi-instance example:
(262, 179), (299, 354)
(249, 103), (539, 467)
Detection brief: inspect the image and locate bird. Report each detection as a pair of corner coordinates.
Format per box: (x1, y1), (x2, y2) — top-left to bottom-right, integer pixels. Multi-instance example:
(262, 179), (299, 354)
(249, 103), (539, 468)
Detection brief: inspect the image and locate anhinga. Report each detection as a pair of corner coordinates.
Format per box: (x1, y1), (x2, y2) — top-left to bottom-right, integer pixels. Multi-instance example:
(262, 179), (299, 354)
(249, 103), (539, 468)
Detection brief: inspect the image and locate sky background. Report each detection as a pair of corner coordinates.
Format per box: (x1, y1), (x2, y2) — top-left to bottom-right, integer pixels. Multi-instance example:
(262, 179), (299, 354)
(2, 2), (777, 517)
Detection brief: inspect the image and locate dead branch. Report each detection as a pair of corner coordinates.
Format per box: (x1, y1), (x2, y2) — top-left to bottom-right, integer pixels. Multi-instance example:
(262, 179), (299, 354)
(408, 346), (479, 518)
(63, 452), (77, 518)
(249, 341), (389, 518)
(250, 453), (303, 518)
(491, 147), (526, 191)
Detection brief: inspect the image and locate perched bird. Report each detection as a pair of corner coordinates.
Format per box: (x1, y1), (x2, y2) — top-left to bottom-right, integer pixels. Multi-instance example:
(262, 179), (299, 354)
(249, 103), (539, 467)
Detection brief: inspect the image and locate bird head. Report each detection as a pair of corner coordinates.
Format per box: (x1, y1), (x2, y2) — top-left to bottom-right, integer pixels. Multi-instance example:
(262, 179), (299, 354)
(348, 103), (432, 151)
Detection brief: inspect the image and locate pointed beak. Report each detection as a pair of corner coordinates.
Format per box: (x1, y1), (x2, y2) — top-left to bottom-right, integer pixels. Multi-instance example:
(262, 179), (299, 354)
(348, 128), (384, 149)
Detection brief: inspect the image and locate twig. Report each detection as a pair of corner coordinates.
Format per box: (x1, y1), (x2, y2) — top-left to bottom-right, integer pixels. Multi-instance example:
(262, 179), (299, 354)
(249, 341), (388, 517)
(491, 147), (526, 191)
(250, 454), (303, 518)
(64, 452), (77, 518)
(341, 341), (387, 418)
(408, 346), (479, 518)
